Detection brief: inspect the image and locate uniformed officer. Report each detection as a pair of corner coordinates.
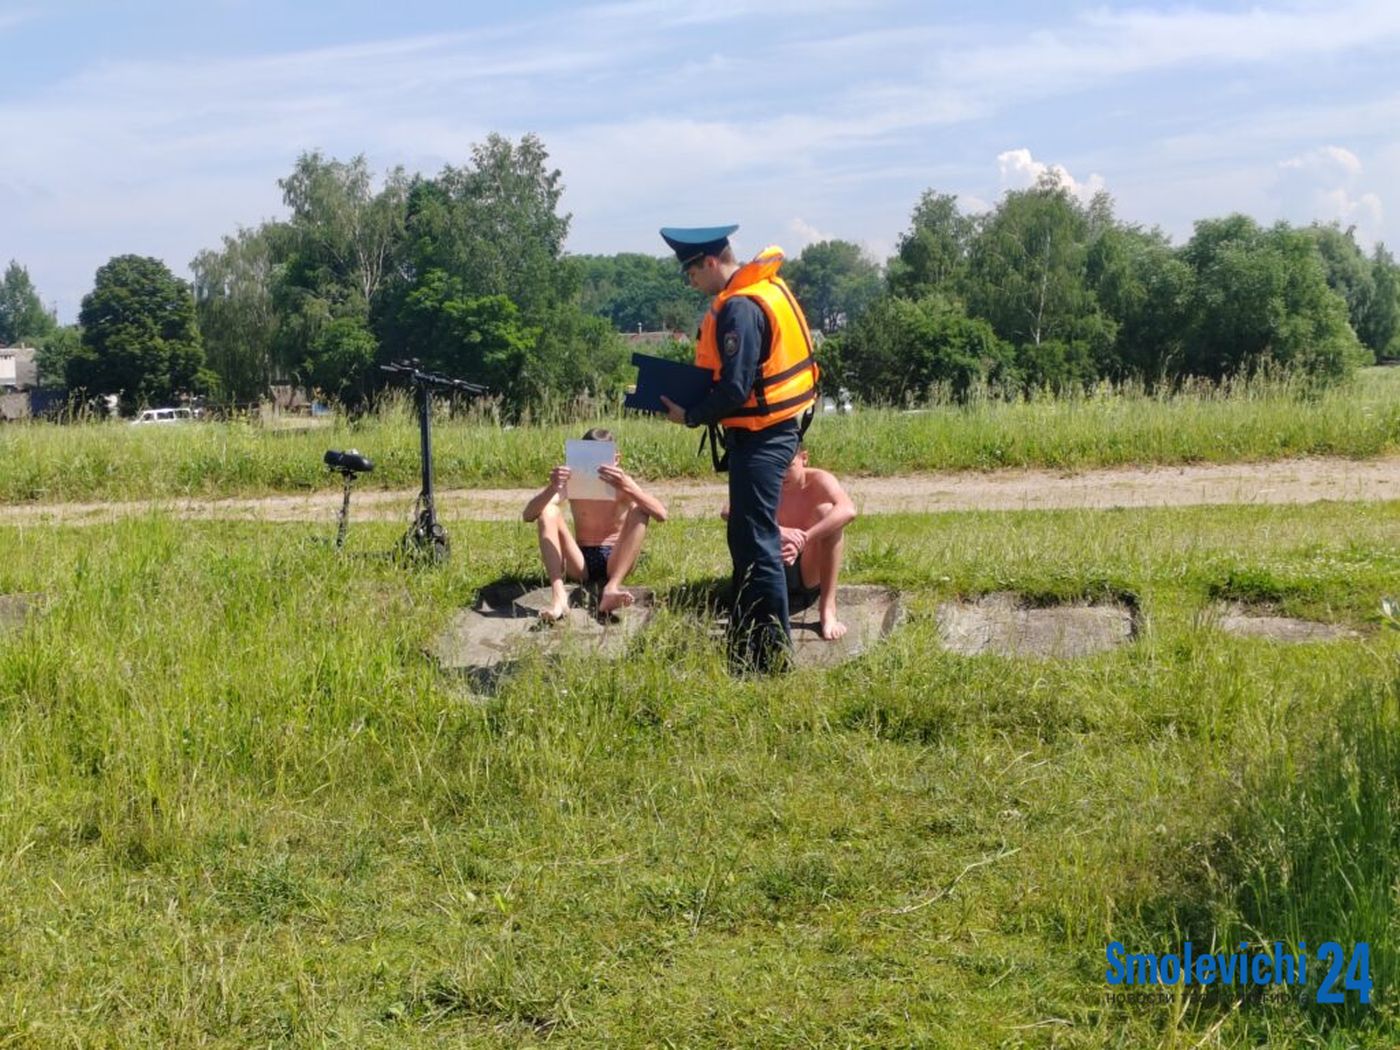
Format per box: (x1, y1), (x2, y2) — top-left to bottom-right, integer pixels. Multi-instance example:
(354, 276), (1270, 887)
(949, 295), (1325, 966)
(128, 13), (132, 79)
(657, 225), (820, 673)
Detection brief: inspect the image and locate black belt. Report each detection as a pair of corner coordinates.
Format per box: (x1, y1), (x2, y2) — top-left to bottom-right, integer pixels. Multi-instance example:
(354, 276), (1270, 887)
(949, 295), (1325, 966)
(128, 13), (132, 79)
(698, 410), (813, 474)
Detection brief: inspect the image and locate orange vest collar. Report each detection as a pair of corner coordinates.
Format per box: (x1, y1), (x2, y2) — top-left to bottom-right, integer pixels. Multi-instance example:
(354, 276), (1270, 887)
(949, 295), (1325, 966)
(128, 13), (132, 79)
(725, 246), (786, 293)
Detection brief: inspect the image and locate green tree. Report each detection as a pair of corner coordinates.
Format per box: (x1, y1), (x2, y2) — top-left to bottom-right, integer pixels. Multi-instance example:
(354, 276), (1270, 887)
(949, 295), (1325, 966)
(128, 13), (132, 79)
(1014, 334), (1099, 390)
(279, 152), (408, 312)
(191, 223), (289, 401)
(572, 253), (704, 333)
(1305, 223), (1375, 353)
(185, 134), (632, 412)
(71, 255), (208, 413)
(1086, 224), (1194, 382)
(382, 134), (604, 413)
(1181, 216), (1363, 381)
(831, 294), (1014, 403)
(529, 303), (631, 406)
(1361, 245), (1400, 358)
(886, 191), (975, 299)
(403, 134), (571, 318)
(397, 269), (539, 408)
(784, 240), (882, 334)
(301, 316), (378, 404)
(34, 325), (82, 390)
(270, 152), (409, 399)
(963, 176), (1099, 351)
(0, 261), (56, 345)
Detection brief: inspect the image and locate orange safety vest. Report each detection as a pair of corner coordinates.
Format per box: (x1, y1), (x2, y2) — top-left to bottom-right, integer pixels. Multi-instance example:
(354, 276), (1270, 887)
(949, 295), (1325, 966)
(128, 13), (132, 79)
(695, 246), (820, 430)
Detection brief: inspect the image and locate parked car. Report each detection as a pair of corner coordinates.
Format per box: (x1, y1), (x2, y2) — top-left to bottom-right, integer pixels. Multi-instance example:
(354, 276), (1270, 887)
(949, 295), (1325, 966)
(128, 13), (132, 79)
(131, 407), (197, 425)
(821, 387), (854, 414)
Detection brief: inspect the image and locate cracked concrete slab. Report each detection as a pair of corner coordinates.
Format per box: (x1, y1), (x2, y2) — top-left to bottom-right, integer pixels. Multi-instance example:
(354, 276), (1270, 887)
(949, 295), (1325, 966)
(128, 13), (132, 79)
(936, 592), (1136, 659)
(430, 582), (906, 687)
(1210, 603), (1360, 643)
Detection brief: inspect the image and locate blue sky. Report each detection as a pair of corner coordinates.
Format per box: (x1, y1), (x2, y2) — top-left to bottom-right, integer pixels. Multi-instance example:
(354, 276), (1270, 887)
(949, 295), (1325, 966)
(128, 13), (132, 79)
(2, 0), (1399, 322)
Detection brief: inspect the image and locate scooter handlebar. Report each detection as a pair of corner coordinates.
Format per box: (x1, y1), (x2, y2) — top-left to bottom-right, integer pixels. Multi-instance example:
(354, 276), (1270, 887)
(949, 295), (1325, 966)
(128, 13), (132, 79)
(379, 360), (489, 394)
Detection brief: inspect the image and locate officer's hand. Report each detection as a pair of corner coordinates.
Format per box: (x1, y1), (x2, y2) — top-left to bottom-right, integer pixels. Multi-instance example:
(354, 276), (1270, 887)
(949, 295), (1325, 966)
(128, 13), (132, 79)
(549, 466), (571, 491)
(719, 503), (730, 521)
(659, 396), (686, 424)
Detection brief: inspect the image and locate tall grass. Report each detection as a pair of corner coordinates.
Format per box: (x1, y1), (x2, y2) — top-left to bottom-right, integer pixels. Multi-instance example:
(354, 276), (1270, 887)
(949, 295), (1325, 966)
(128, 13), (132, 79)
(3, 367), (1399, 503)
(1, 498), (1397, 1044)
(1226, 679), (1398, 1021)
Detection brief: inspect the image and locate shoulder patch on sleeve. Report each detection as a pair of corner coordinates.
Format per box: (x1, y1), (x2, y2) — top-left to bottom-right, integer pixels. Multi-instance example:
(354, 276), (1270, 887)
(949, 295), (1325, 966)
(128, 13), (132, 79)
(723, 331), (740, 356)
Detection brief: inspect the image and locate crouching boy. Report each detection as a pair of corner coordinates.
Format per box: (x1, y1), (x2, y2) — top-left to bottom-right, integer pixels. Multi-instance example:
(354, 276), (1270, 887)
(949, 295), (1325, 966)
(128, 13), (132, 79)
(724, 444), (856, 640)
(522, 427), (668, 621)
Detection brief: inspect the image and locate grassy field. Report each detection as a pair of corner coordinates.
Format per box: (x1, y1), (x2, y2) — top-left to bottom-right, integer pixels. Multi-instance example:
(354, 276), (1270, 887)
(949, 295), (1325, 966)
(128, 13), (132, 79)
(1, 499), (1396, 1046)
(3, 368), (1399, 503)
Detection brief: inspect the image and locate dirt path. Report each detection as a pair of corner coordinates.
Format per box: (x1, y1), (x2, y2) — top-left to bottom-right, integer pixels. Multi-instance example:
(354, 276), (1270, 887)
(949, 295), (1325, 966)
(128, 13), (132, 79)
(2, 456), (1397, 527)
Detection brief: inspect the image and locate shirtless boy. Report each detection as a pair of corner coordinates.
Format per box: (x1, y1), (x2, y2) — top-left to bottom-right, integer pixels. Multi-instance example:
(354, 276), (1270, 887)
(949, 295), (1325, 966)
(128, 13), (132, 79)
(522, 427), (669, 621)
(724, 445), (856, 640)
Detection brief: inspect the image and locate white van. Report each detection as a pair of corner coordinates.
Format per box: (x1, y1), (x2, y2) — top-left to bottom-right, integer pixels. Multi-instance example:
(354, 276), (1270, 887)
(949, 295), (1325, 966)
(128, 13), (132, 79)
(131, 407), (196, 425)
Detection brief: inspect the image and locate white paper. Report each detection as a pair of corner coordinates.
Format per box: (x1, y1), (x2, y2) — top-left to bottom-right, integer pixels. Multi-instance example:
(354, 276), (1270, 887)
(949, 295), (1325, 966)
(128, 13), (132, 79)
(564, 439), (617, 501)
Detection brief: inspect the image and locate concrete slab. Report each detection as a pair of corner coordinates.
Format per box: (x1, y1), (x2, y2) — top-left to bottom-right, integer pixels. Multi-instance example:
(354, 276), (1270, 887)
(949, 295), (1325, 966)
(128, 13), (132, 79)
(430, 582), (906, 687)
(1210, 603), (1359, 643)
(787, 585), (906, 669)
(429, 582), (656, 675)
(0, 593), (40, 635)
(936, 592), (1135, 659)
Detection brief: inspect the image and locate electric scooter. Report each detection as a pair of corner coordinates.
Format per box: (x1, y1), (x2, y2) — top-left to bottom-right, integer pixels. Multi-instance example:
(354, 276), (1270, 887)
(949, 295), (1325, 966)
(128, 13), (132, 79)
(378, 360), (489, 562)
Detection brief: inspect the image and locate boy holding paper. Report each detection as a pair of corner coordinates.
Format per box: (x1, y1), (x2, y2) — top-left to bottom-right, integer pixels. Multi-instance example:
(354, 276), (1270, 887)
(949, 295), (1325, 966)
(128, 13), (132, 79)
(522, 427), (669, 621)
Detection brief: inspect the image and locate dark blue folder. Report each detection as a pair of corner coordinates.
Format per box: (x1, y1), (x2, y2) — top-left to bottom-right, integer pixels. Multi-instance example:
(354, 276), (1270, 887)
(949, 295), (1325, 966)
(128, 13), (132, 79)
(624, 352), (714, 414)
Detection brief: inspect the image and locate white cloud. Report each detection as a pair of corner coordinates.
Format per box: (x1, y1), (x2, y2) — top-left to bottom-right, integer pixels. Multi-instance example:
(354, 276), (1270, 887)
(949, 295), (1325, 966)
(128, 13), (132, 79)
(1079, 1), (1400, 63)
(787, 218), (833, 250)
(997, 148), (1105, 204)
(1275, 145), (1383, 240)
(1055, 90), (1400, 249)
(1280, 145), (1364, 179)
(946, 1), (1400, 103)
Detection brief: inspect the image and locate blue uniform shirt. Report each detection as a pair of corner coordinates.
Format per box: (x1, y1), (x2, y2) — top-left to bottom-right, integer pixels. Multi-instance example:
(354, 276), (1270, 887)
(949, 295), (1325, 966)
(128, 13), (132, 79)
(684, 297), (770, 428)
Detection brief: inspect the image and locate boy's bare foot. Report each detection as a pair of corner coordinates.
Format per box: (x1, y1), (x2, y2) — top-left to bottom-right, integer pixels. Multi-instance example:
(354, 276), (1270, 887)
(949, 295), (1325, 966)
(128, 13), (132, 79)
(819, 616), (847, 641)
(540, 593), (570, 623)
(598, 587), (635, 615)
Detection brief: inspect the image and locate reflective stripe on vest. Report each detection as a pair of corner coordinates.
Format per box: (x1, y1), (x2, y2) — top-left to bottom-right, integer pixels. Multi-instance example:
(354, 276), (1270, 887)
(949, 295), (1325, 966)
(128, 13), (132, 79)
(694, 245), (820, 430)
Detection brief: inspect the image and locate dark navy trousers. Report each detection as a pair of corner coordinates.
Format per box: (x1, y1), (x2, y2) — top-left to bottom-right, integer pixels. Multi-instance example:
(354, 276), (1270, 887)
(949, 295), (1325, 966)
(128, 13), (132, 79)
(725, 419), (800, 673)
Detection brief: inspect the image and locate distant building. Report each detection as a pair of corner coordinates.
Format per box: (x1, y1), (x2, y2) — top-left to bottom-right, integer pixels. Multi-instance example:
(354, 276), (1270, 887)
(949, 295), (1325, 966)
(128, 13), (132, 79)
(624, 330), (689, 347)
(0, 344), (38, 391)
(0, 344), (39, 421)
(268, 382), (313, 412)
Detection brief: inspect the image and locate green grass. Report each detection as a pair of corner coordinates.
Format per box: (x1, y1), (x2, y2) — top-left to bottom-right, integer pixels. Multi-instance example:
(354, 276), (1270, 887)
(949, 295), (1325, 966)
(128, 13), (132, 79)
(4, 368), (1399, 503)
(1, 500), (1397, 1046)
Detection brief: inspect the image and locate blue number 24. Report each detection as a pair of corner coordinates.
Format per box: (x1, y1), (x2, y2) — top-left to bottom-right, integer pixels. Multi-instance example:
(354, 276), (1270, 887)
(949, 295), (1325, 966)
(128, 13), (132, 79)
(1317, 942), (1372, 1005)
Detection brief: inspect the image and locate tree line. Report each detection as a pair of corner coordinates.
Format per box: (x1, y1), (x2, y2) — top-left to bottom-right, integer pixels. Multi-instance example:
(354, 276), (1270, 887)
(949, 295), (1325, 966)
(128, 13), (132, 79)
(12, 135), (632, 416)
(816, 182), (1394, 402)
(4, 135), (1396, 417)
